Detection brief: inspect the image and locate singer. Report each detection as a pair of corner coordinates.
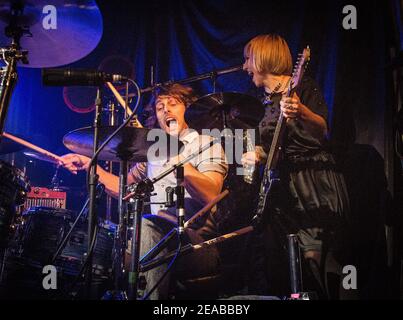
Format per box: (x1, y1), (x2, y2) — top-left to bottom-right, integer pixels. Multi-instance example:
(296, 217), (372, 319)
(59, 83), (228, 299)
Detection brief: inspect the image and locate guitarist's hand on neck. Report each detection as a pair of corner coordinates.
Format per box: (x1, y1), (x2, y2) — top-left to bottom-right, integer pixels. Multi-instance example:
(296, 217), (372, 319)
(280, 92), (328, 142)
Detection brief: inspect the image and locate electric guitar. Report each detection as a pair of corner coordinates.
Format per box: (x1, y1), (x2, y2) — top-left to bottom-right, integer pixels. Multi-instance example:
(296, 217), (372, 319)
(253, 47), (311, 225)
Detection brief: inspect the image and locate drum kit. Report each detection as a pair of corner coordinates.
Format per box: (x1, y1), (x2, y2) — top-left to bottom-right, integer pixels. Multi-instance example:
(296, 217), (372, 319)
(0, 1), (266, 300)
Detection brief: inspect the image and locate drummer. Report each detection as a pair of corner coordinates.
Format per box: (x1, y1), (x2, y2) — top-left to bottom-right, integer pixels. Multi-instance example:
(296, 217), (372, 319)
(59, 83), (228, 300)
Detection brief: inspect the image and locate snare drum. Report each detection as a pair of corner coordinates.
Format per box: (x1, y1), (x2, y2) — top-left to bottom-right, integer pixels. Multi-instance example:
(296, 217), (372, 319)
(2, 207), (115, 299)
(0, 160), (30, 247)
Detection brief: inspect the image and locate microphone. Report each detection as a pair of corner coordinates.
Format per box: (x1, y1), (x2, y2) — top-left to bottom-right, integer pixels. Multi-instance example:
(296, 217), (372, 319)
(176, 166), (185, 235)
(42, 68), (128, 86)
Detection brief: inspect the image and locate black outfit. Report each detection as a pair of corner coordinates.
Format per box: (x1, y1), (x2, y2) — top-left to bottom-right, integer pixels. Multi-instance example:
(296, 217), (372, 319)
(248, 77), (350, 297)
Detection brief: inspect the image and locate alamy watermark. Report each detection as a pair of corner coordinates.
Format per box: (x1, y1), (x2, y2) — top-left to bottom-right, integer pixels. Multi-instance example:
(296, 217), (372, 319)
(342, 265), (357, 290)
(146, 128), (256, 177)
(342, 5), (357, 30)
(42, 5), (57, 30)
(42, 265), (57, 290)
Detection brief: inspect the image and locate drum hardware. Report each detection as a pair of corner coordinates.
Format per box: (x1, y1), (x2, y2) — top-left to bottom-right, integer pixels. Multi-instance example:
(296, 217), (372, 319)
(82, 85), (102, 298)
(0, 159), (30, 249)
(1, 206), (115, 299)
(123, 137), (221, 299)
(138, 165), (186, 300)
(63, 126), (154, 163)
(62, 125), (185, 296)
(60, 78), (144, 299)
(140, 190), (230, 266)
(50, 184), (105, 268)
(0, 1), (102, 136)
(184, 91), (264, 185)
(0, 45), (28, 136)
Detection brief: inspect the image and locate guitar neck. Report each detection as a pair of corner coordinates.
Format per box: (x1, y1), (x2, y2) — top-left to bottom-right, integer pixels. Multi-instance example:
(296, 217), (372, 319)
(263, 80), (294, 173)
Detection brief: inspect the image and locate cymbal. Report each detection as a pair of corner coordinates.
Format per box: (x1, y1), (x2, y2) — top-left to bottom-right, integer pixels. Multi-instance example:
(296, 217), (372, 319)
(23, 151), (58, 164)
(0, 135), (26, 154)
(185, 92), (264, 132)
(63, 126), (184, 162)
(0, 0), (103, 68)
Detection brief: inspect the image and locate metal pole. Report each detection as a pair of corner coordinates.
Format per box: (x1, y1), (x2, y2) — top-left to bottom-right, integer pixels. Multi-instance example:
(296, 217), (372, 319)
(287, 234), (302, 294)
(85, 87), (102, 298)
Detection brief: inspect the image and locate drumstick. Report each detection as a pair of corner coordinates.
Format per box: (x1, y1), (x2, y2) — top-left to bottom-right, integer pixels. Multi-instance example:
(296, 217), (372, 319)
(192, 225), (254, 249)
(184, 189), (229, 228)
(2, 132), (63, 162)
(106, 82), (133, 116)
(106, 82), (143, 128)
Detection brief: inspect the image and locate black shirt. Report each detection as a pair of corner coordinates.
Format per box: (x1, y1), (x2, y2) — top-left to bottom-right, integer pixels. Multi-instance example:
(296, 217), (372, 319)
(254, 77), (329, 161)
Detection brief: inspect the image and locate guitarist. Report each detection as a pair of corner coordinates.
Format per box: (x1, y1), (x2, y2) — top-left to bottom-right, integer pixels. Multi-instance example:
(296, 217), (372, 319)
(241, 34), (350, 298)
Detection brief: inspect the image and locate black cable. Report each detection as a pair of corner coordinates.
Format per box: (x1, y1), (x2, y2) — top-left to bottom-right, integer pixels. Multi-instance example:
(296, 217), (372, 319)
(141, 228), (181, 300)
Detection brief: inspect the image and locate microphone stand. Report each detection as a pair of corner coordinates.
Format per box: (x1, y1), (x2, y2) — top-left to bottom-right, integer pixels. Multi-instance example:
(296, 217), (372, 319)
(84, 87), (102, 299)
(138, 167), (185, 265)
(139, 65), (242, 94)
(124, 138), (220, 299)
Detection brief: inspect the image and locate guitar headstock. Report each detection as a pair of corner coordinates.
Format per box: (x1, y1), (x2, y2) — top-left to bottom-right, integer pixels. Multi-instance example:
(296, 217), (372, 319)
(290, 46), (311, 90)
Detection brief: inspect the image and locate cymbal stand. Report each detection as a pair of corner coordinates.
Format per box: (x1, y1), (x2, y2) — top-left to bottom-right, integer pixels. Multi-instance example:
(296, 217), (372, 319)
(111, 158), (129, 293)
(84, 87), (102, 298)
(0, 2), (29, 136)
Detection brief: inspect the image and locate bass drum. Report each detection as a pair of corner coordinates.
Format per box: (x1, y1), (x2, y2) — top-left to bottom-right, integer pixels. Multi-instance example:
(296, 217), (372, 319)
(0, 160), (30, 248)
(0, 207), (116, 299)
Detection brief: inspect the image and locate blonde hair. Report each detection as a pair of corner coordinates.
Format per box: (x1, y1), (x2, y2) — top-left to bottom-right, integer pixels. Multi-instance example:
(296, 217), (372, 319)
(244, 34), (293, 76)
